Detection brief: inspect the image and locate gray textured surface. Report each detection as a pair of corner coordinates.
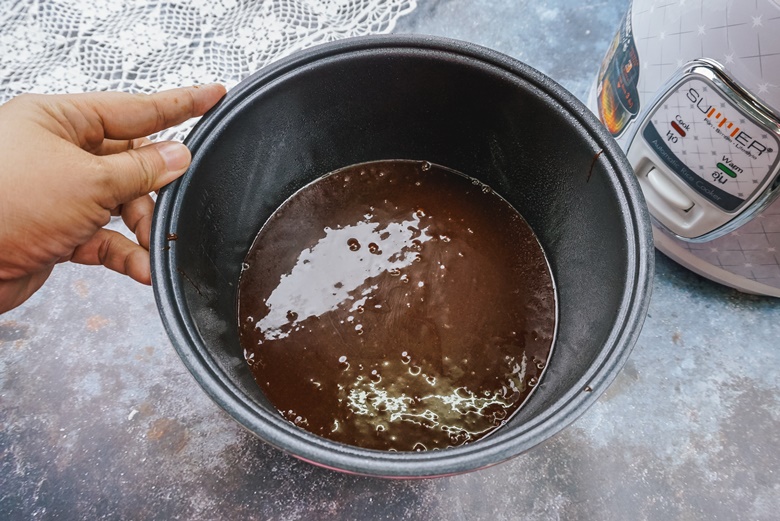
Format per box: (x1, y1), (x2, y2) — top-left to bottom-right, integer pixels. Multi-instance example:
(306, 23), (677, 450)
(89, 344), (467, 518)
(2, 1), (779, 519)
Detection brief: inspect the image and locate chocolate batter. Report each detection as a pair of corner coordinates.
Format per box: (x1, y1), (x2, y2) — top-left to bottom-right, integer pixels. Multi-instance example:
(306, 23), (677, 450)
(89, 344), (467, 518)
(238, 160), (556, 451)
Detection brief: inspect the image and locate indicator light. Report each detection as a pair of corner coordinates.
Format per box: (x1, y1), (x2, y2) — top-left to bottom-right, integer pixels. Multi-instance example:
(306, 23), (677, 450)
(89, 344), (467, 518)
(716, 162), (737, 178)
(671, 121), (686, 137)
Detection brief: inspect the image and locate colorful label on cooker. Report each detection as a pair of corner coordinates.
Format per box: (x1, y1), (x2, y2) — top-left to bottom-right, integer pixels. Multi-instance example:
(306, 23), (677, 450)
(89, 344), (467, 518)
(596, 7), (640, 137)
(642, 76), (780, 213)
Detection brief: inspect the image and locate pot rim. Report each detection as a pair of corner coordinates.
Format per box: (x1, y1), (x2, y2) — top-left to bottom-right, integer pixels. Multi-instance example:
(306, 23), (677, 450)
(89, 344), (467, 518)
(151, 34), (654, 478)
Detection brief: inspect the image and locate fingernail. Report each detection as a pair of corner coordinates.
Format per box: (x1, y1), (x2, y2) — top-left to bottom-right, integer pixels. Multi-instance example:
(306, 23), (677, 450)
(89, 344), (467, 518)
(204, 83), (227, 95)
(134, 137), (153, 149)
(157, 142), (190, 171)
(192, 82), (223, 90)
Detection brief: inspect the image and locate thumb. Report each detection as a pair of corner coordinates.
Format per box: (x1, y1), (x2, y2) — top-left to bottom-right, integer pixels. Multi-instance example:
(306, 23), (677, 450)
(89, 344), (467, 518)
(95, 141), (191, 208)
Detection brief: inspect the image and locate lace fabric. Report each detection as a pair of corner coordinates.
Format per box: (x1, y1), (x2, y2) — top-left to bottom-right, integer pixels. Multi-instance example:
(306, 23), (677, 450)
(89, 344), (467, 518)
(0, 0), (417, 141)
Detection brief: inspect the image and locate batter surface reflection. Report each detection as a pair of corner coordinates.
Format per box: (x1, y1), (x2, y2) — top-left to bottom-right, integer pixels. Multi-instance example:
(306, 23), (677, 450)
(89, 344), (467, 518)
(238, 160), (557, 451)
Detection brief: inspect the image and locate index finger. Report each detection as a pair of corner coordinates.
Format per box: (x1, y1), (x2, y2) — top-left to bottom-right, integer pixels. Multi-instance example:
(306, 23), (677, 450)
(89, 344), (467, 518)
(70, 83), (226, 140)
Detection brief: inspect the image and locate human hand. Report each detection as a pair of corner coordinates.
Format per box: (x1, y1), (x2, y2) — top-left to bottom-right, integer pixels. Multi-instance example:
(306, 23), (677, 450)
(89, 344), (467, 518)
(0, 84), (226, 313)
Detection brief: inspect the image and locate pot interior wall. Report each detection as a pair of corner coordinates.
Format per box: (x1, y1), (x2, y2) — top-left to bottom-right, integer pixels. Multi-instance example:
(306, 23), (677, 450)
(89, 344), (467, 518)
(168, 48), (634, 441)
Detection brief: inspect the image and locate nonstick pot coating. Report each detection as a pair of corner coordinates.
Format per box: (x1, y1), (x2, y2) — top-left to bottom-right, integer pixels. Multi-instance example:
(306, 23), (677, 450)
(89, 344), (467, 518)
(151, 35), (653, 478)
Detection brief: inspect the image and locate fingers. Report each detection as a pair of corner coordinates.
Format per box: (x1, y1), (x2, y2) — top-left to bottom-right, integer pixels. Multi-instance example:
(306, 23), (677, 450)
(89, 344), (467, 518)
(91, 137), (152, 156)
(66, 193), (155, 286)
(69, 228), (151, 285)
(95, 140), (190, 208)
(121, 194), (155, 249)
(69, 83), (226, 140)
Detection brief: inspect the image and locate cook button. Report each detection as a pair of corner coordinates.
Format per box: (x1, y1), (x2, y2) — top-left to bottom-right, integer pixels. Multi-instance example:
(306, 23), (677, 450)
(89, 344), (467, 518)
(647, 167), (695, 212)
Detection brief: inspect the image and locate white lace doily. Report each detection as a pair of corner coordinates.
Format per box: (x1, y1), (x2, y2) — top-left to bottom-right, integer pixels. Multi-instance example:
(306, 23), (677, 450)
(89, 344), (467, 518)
(0, 0), (416, 141)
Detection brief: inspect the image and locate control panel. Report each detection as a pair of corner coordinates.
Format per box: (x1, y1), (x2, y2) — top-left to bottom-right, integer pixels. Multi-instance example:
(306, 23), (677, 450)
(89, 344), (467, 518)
(627, 64), (780, 241)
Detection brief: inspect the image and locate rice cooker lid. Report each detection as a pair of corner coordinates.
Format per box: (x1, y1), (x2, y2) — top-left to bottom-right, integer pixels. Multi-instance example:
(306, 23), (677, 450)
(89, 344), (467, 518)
(628, 0), (780, 117)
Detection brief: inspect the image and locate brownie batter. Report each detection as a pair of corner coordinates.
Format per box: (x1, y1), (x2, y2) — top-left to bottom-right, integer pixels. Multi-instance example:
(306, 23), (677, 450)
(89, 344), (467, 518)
(238, 160), (556, 451)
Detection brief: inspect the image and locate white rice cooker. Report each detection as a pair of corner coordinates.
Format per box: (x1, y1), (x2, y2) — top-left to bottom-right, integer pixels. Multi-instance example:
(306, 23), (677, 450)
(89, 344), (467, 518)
(588, 0), (780, 296)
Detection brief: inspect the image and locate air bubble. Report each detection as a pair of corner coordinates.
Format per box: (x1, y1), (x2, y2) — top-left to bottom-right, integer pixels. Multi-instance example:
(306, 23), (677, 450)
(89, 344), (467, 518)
(414, 208), (426, 218)
(286, 310), (298, 321)
(410, 239), (422, 251)
(440, 235), (451, 243)
(400, 274), (409, 283)
(368, 242), (380, 254)
(529, 377), (538, 387)
(388, 268), (401, 277)
(409, 365), (421, 376)
(421, 161), (432, 171)
(536, 362), (545, 370)
(241, 262), (250, 271)
(357, 305), (365, 314)
(245, 316), (254, 323)
(449, 433), (467, 445)
(347, 238), (360, 251)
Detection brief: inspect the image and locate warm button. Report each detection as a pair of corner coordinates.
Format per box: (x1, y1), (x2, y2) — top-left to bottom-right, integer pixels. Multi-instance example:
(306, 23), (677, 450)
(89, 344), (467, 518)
(646, 167), (695, 212)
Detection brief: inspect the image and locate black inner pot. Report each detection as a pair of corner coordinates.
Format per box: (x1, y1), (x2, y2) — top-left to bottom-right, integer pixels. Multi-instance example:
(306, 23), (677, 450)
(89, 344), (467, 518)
(151, 35), (653, 478)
